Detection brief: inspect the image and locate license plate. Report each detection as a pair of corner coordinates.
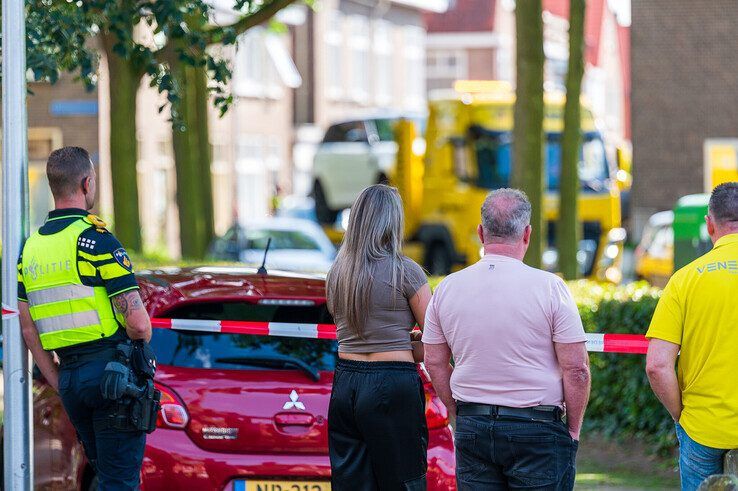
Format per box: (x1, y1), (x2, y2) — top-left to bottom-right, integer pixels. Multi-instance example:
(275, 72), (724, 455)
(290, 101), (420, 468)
(233, 481), (331, 491)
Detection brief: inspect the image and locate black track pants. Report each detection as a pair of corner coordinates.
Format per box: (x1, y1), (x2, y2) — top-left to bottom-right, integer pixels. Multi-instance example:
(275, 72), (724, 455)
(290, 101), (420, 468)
(328, 359), (428, 491)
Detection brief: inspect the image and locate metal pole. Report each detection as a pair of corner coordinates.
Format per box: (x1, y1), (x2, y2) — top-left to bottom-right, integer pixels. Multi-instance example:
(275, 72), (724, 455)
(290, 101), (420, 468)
(2, 0), (33, 487)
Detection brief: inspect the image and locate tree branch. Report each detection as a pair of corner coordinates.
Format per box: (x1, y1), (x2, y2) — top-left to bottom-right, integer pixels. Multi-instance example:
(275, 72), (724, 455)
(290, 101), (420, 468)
(206, 0), (298, 44)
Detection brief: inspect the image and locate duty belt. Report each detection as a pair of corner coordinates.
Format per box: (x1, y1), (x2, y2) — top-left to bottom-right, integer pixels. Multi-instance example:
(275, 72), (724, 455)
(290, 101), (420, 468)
(456, 402), (565, 422)
(59, 347), (119, 367)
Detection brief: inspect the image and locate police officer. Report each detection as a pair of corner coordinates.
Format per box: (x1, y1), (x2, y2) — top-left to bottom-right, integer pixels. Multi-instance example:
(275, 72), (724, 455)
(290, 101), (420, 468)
(17, 146), (152, 490)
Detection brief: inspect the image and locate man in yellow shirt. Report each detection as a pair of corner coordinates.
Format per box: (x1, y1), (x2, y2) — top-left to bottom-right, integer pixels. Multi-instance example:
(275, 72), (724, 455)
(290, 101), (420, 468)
(646, 182), (738, 491)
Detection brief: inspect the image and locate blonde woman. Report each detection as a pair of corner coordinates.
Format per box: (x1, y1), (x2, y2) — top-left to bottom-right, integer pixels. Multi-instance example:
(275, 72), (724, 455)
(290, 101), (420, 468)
(327, 184), (432, 491)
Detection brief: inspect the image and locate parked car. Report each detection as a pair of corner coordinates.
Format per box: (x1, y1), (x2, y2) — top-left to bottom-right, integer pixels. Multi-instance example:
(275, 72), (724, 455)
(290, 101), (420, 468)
(0, 342), (94, 490)
(276, 195), (319, 222)
(137, 266), (457, 490)
(634, 210), (674, 287)
(312, 115), (425, 223)
(5, 267), (456, 490)
(209, 218), (337, 274)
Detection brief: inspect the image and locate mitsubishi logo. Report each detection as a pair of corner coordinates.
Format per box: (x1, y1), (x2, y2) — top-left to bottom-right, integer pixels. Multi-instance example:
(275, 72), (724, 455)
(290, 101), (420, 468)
(283, 390), (306, 411)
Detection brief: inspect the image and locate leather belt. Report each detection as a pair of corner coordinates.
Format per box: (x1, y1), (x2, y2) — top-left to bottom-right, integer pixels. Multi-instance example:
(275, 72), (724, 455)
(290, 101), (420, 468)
(456, 402), (565, 422)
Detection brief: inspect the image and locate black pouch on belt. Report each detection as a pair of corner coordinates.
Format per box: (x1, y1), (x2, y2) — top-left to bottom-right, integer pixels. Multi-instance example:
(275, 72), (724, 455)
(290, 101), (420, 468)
(131, 340), (157, 380)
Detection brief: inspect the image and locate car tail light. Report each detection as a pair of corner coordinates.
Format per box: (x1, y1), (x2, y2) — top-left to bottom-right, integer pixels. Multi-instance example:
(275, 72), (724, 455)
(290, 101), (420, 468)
(425, 388), (449, 430)
(156, 383), (189, 429)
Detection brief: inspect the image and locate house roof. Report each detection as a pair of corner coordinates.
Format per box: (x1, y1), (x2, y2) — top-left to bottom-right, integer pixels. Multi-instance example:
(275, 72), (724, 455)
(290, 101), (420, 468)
(425, 0), (496, 33)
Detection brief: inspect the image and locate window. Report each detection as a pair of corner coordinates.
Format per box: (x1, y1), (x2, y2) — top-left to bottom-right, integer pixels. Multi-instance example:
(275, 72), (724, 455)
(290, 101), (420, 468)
(546, 133), (610, 191)
(245, 229), (321, 251)
(210, 139), (233, 236)
(266, 137), (281, 172)
(373, 20), (393, 105)
(349, 16), (370, 102)
(647, 226), (674, 260)
(426, 50), (467, 80)
(462, 128), (610, 192)
(26, 128), (62, 229)
(467, 127), (512, 189)
(234, 28), (281, 98)
(322, 121), (368, 144)
(236, 135), (268, 220)
(325, 10), (344, 99)
(373, 117), (427, 142)
(151, 302), (335, 372)
(403, 26), (426, 109)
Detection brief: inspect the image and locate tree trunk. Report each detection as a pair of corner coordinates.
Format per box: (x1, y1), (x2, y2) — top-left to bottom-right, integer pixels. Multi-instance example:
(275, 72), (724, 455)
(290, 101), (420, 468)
(102, 33), (142, 252)
(558, 0), (586, 280)
(170, 59), (214, 259)
(194, 64), (215, 242)
(513, 0), (545, 269)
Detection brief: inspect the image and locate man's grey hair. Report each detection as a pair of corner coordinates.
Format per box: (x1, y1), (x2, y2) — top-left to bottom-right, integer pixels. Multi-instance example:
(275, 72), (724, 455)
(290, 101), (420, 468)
(709, 182), (738, 225)
(481, 188), (532, 243)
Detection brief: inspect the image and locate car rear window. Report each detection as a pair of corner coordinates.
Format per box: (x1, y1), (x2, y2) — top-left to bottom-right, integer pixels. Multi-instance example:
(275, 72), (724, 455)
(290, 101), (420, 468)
(151, 302), (338, 372)
(245, 229), (321, 251)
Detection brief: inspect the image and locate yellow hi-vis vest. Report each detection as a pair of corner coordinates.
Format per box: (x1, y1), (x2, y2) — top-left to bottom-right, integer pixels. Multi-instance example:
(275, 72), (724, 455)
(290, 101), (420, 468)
(21, 217), (121, 350)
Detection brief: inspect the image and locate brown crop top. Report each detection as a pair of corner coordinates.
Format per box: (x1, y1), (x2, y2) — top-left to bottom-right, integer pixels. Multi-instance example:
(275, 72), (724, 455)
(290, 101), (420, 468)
(333, 256), (428, 353)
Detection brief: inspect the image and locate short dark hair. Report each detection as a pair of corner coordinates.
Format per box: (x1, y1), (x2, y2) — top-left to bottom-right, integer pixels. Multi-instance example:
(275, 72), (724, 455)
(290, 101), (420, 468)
(709, 182), (738, 225)
(46, 146), (93, 199)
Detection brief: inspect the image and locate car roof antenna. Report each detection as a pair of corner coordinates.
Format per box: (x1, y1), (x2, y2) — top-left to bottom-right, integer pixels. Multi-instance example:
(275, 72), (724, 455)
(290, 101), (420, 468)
(257, 237), (272, 275)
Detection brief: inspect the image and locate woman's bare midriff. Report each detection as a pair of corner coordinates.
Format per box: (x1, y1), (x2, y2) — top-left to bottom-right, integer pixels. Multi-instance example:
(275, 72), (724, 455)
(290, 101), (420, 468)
(338, 350), (415, 363)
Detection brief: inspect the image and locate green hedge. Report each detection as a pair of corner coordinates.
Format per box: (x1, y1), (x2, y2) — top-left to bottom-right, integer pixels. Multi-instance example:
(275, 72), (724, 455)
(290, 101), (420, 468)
(569, 280), (676, 455)
(430, 277), (675, 455)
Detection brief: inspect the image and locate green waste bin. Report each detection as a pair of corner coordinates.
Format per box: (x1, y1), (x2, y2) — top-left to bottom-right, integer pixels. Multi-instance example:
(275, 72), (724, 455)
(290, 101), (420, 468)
(673, 193), (712, 270)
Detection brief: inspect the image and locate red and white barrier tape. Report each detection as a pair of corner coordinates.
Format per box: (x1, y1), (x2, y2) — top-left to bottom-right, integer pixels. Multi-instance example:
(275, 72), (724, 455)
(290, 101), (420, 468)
(151, 318), (650, 355)
(2, 303), (19, 320)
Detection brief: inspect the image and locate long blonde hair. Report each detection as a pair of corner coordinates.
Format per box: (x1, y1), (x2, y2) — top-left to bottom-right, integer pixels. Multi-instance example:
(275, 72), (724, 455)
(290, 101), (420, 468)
(326, 184), (405, 338)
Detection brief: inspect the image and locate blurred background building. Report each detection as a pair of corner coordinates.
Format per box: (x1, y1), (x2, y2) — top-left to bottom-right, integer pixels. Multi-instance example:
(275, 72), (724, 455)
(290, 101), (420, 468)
(18, 0), (635, 257)
(630, 0), (738, 238)
(425, 0), (629, 147)
(19, 77), (99, 228)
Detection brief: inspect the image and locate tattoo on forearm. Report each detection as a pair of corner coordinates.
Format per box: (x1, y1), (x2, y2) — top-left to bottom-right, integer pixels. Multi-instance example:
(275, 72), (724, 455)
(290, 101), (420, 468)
(112, 291), (144, 317)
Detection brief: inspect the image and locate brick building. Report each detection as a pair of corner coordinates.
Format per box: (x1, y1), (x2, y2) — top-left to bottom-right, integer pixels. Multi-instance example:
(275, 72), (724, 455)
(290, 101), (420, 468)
(16, 78), (100, 229)
(630, 0), (738, 237)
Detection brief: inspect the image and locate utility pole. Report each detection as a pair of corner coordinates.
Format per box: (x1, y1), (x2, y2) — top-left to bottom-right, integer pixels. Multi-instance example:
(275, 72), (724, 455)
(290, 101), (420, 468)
(2, 0), (33, 488)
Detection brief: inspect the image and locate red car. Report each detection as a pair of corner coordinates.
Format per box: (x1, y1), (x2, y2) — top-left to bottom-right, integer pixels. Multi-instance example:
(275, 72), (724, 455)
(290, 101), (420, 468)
(1, 266), (456, 490)
(139, 266), (456, 491)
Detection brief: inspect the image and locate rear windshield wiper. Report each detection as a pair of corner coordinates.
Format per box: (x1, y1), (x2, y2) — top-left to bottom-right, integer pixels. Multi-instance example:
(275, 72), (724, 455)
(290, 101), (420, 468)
(214, 355), (320, 382)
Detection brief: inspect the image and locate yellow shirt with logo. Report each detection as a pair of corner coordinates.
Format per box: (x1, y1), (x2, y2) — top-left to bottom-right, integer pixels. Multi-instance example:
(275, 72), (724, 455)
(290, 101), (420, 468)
(646, 233), (738, 449)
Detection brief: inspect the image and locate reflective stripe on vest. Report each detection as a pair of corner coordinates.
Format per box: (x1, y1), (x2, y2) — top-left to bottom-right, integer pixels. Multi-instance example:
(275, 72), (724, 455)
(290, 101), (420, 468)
(36, 310), (101, 335)
(27, 284), (95, 305)
(21, 217), (121, 350)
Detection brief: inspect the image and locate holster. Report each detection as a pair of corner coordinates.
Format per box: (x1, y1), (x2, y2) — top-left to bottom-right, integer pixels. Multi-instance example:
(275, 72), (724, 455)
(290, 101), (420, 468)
(101, 340), (161, 434)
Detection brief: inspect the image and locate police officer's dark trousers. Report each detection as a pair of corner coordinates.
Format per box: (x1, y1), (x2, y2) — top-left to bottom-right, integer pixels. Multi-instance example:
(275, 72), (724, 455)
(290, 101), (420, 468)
(58, 358), (146, 491)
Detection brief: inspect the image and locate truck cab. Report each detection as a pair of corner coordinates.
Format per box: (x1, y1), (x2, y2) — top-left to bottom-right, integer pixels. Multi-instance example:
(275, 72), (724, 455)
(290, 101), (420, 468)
(400, 80), (625, 280)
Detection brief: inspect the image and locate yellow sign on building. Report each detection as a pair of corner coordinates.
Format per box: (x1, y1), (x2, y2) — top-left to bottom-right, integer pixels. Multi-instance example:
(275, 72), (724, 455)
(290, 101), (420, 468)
(704, 139), (738, 191)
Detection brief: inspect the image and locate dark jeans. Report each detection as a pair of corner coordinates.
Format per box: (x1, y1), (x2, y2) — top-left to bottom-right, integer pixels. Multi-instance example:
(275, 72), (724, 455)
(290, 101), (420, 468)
(58, 360), (146, 491)
(328, 359), (428, 491)
(455, 414), (578, 490)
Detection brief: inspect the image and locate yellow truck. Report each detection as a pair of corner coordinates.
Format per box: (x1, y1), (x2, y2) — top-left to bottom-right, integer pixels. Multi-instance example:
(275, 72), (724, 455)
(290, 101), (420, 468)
(327, 81), (627, 281)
